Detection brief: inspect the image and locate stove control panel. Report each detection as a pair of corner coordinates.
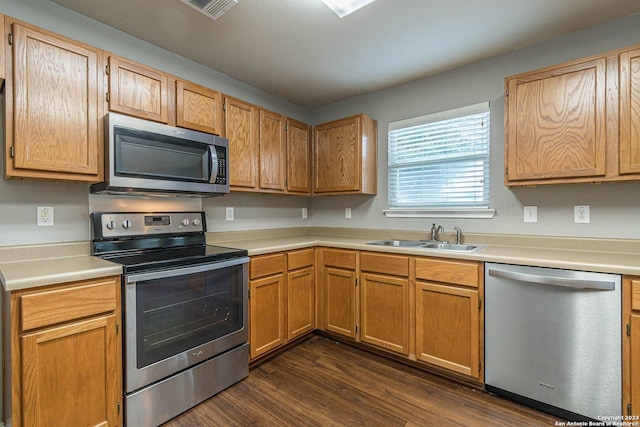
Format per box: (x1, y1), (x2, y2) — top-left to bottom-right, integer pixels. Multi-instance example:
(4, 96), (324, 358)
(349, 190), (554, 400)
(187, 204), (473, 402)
(92, 212), (206, 239)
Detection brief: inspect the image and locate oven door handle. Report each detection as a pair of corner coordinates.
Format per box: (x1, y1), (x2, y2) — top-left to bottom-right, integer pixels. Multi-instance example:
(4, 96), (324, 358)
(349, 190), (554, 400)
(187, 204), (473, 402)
(125, 256), (249, 283)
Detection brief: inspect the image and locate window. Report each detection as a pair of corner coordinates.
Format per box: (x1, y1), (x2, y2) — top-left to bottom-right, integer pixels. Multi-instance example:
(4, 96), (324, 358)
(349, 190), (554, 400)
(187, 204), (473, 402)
(386, 102), (491, 217)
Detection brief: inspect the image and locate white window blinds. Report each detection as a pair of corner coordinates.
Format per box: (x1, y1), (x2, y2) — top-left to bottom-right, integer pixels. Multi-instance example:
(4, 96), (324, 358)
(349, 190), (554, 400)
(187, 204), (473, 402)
(388, 102), (490, 209)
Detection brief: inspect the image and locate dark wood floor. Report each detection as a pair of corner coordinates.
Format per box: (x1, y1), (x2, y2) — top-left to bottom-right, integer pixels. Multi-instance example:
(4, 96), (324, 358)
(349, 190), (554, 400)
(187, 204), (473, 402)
(163, 335), (561, 426)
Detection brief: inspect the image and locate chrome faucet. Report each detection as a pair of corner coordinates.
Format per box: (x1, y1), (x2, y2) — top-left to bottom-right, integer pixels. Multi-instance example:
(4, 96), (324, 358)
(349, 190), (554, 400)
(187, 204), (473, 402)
(430, 223), (446, 242)
(454, 226), (462, 245)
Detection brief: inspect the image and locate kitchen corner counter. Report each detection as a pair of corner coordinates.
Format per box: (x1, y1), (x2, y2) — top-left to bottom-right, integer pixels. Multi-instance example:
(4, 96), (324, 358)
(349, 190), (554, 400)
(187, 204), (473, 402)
(0, 242), (122, 292)
(208, 227), (640, 277)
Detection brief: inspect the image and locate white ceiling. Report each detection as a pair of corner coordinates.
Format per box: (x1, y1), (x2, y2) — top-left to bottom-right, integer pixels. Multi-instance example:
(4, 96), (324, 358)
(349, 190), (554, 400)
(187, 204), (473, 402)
(51, 0), (640, 109)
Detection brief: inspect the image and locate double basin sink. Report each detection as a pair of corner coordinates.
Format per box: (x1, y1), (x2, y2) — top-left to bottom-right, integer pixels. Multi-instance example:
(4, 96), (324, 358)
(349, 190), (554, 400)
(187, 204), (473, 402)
(367, 239), (484, 253)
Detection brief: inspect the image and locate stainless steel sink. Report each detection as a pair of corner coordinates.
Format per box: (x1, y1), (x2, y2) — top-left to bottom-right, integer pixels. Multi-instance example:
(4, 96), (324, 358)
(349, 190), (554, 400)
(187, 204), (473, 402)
(367, 239), (485, 252)
(420, 242), (485, 252)
(367, 239), (424, 247)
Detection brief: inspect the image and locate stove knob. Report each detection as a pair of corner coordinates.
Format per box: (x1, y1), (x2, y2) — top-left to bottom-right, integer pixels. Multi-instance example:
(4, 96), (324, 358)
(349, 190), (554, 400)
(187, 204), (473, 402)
(122, 220), (133, 229)
(106, 220), (117, 230)
(192, 218), (201, 226)
(181, 218), (190, 226)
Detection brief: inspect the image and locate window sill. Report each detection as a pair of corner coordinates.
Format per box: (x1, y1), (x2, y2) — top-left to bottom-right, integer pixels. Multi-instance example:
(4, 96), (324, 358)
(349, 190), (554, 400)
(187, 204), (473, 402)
(383, 208), (496, 219)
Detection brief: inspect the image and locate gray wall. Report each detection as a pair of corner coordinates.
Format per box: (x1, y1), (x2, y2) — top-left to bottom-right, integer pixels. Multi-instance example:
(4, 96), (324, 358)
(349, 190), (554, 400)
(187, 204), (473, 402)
(1, 0), (640, 245)
(308, 13), (640, 239)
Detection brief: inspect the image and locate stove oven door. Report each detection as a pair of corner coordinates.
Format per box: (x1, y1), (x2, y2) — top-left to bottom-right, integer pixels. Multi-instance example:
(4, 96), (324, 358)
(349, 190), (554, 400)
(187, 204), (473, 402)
(124, 256), (249, 393)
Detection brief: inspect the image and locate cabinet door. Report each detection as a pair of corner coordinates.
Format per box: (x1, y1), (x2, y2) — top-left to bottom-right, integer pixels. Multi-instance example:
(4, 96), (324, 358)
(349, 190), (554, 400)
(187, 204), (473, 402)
(176, 79), (223, 135)
(286, 118), (311, 194)
(324, 267), (357, 338)
(361, 273), (409, 355)
(21, 315), (119, 427)
(259, 109), (286, 191)
(108, 56), (169, 123)
(631, 314), (640, 415)
(0, 14), (5, 81)
(9, 23), (102, 181)
(224, 96), (259, 190)
(314, 116), (360, 192)
(416, 282), (480, 378)
(287, 267), (315, 340)
(505, 58), (607, 184)
(249, 274), (285, 359)
(620, 48), (640, 175)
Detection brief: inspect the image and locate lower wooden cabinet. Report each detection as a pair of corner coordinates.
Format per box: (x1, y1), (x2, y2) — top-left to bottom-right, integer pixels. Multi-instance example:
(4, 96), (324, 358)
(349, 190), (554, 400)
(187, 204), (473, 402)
(414, 258), (483, 380)
(360, 252), (410, 356)
(321, 248), (358, 339)
(624, 276), (640, 416)
(249, 249), (315, 361)
(7, 276), (122, 427)
(287, 249), (315, 340)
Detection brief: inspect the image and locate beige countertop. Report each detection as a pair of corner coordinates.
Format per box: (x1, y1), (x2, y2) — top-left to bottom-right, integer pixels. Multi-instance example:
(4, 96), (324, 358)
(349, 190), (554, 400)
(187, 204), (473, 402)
(0, 242), (122, 292)
(2, 228), (640, 292)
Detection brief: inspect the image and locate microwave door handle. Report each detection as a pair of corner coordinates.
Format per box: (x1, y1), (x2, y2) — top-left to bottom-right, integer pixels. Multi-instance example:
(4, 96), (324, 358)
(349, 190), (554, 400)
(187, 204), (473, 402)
(208, 145), (218, 184)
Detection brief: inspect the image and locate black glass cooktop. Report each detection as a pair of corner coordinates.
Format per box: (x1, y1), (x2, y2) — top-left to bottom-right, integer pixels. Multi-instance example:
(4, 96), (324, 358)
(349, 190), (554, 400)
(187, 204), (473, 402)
(98, 244), (248, 274)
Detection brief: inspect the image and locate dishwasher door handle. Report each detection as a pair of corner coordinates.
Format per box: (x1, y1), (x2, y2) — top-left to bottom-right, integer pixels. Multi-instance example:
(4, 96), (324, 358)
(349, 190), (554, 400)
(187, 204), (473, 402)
(487, 268), (616, 291)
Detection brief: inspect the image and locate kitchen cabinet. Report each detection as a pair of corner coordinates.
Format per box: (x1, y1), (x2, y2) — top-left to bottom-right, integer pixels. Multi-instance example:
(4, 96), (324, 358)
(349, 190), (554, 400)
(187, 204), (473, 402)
(624, 276), (640, 416)
(6, 276), (121, 427)
(286, 118), (312, 195)
(259, 109), (286, 192)
(224, 96), (260, 190)
(359, 252), (410, 355)
(4, 20), (104, 182)
(249, 253), (286, 360)
(320, 248), (358, 339)
(0, 14), (5, 82)
(176, 79), (223, 135)
(287, 248), (315, 340)
(313, 114), (377, 195)
(619, 47), (640, 176)
(414, 257), (483, 380)
(504, 56), (607, 185)
(107, 55), (170, 124)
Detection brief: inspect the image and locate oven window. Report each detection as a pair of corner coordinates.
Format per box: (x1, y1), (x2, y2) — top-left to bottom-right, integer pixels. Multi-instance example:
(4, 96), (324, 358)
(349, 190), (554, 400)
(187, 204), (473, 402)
(135, 264), (244, 367)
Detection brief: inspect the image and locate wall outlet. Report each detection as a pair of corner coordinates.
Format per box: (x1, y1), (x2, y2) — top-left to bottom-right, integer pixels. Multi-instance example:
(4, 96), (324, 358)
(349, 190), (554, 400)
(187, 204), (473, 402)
(37, 206), (54, 226)
(225, 207), (234, 221)
(345, 208), (352, 219)
(523, 206), (538, 223)
(574, 205), (590, 223)
(302, 208), (308, 219)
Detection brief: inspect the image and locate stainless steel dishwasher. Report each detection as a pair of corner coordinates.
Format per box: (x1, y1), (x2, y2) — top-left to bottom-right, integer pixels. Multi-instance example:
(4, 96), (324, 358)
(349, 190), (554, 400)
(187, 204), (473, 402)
(485, 263), (621, 421)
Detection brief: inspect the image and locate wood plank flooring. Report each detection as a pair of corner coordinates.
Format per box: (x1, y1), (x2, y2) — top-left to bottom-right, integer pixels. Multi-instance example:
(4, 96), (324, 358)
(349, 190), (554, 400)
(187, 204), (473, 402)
(162, 335), (561, 426)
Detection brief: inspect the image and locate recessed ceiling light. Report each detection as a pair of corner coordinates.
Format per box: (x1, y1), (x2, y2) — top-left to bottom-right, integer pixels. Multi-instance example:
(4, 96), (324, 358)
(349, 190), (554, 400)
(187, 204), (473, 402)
(321, 0), (376, 18)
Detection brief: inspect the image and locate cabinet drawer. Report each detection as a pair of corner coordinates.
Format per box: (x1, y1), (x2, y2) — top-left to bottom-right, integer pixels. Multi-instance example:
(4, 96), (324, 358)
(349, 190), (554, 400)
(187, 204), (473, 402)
(415, 258), (480, 288)
(323, 248), (356, 270)
(288, 248), (314, 271)
(250, 253), (286, 279)
(20, 277), (118, 332)
(632, 280), (640, 311)
(360, 252), (409, 277)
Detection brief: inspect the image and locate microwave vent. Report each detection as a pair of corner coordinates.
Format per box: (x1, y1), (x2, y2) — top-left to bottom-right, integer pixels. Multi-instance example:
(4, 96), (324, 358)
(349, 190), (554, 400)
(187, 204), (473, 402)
(179, 0), (238, 20)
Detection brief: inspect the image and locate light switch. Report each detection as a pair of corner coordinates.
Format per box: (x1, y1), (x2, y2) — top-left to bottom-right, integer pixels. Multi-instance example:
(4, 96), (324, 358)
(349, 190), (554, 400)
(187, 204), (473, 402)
(523, 206), (537, 223)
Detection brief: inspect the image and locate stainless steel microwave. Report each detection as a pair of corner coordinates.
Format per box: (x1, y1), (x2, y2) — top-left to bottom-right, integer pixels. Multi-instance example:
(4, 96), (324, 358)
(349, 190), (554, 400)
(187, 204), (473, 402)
(91, 113), (229, 197)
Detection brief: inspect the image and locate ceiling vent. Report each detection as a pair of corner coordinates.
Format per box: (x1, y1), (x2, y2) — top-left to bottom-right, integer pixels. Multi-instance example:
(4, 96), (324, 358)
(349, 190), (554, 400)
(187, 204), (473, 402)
(179, 0), (238, 20)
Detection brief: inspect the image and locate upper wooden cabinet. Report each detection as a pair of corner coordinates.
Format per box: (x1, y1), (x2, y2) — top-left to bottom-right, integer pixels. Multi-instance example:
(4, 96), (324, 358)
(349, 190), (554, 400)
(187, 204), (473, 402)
(4, 20), (103, 182)
(107, 55), (169, 123)
(259, 109), (286, 192)
(224, 96), (260, 190)
(313, 114), (377, 195)
(176, 79), (223, 135)
(619, 47), (640, 176)
(504, 57), (607, 185)
(505, 42), (640, 186)
(286, 118), (312, 195)
(0, 14), (5, 82)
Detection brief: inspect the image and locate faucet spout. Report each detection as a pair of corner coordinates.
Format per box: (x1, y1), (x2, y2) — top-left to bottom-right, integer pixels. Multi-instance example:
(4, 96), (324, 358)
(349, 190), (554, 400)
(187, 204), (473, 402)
(454, 226), (462, 245)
